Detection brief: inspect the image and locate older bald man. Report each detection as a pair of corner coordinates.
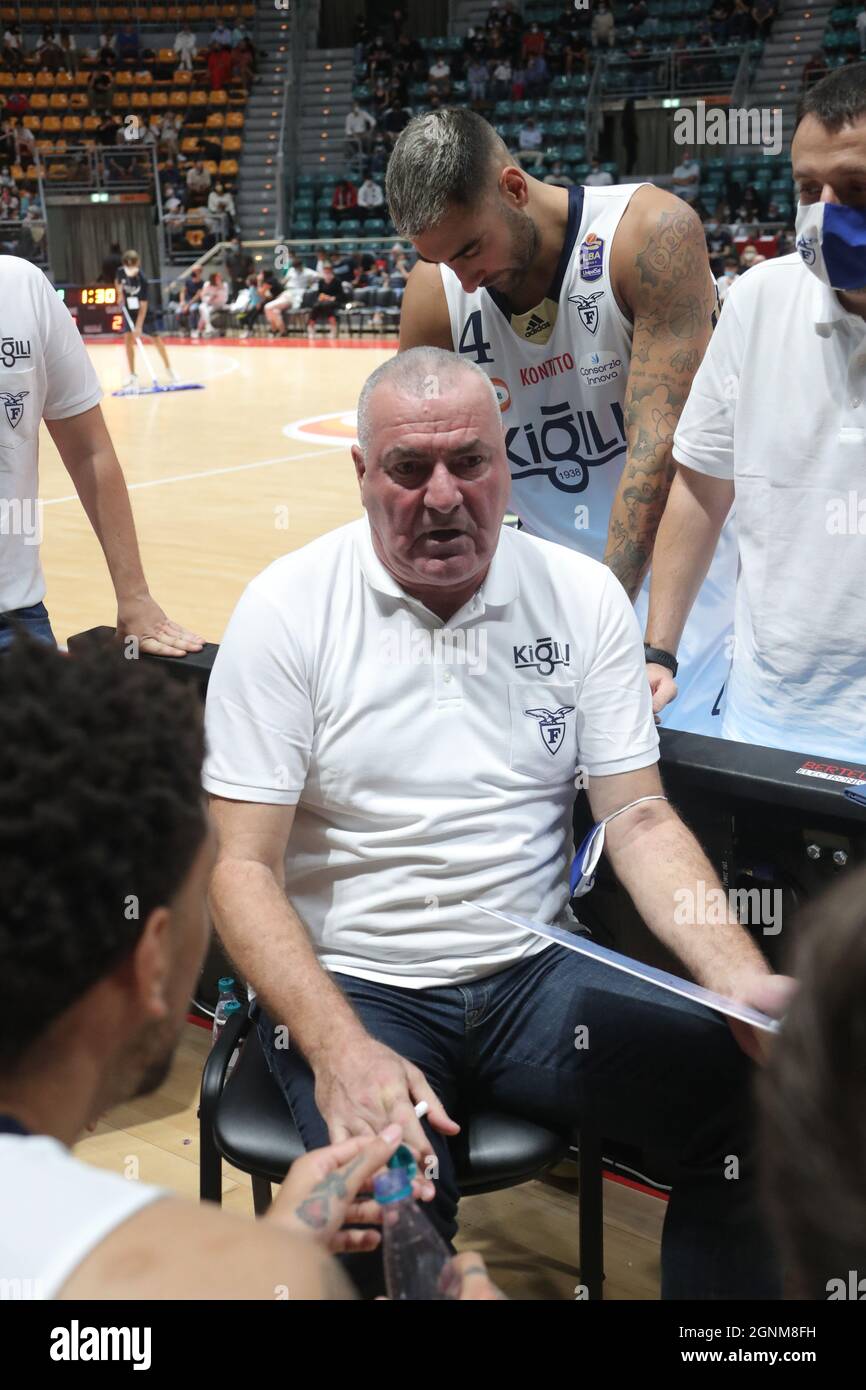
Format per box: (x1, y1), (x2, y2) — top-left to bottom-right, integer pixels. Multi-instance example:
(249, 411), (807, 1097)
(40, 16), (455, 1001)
(203, 347), (790, 1300)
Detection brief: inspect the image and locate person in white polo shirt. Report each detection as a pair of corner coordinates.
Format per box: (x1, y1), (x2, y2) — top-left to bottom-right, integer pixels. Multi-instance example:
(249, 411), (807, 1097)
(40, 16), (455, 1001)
(647, 66), (866, 763)
(205, 346), (794, 1301)
(0, 256), (202, 655)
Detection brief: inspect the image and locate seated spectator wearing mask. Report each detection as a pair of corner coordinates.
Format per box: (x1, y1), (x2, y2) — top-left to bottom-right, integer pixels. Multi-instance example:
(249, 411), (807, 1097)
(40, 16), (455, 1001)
(716, 253), (740, 303)
(759, 864), (866, 1299)
(0, 638), (502, 1299)
(648, 64), (866, 762)
(204, 346), (794, 1302)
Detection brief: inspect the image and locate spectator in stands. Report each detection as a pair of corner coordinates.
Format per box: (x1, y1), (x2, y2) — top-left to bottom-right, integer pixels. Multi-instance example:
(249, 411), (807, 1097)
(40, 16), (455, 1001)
(89, 67), (115, 119)
(207, 43), (233, 92)
(37, 30), (66, 75)
(591, 2), (616, 48)
(704, 213), (734, 274)
(211, 21), (233, 48)
(802, 51), (829, 90)
(738, 242), (762, 269)
(731, 205), (759, 239)
(388, 7), (406, 44)
(96, 36), (117, 70)
(751, 0), (776, 41)
(0, 164), (15, 192)
(307, 261), (345, 340)
(115, 22), (140, 69)
(369, 134), (390, 180)
(346, 101), (376, 157)
(427, 55), (452, 100)
(491, 55), (512, 100)
(186, 159), (212, 206)
(207, 181), (235, 239)
(517, 116), (545, 171)
(13, 121), (35, 166)
(521, 21), (545, 65)
(626, 0), (649, 23)
(231, 20), (250, 48)
(174, 23), (196, 72)
(709, 0), (731, 44)
(264, 257), (317, 334)
(1, 22), (23, 73)
(585, 155), (614, 186)
(563, 32), (590, 75)
(162, 184), (185, 231)
(225, 235), (252, 291)
(176, 264), (204, 333)
(96, 112), (121, 146)
(716, 253), (740, 304)
(192, 271), (228, 338)
(544, 159), (573, 187)
(468, 57), (489, 104)
(394, 32), (425, 82)
(232, 38), (256, 89)
(672, 147), (701, 203)
(728, 0), (753, 40)
(367, 33), (392, 83)
(390, 243), (411, 276)
(527, 52), (551, 99)
(332, 176), (358, 224)
(158, 112), (182, 159)
(238, 267), (279, 337)
(381, 100), (411, 147)
(0, 185), (19, 221)
(358, 174), (385, 223)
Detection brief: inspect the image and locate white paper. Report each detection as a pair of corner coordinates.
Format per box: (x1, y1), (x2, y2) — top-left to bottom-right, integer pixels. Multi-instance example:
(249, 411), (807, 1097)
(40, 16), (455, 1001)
(464, 902), (782, 1034)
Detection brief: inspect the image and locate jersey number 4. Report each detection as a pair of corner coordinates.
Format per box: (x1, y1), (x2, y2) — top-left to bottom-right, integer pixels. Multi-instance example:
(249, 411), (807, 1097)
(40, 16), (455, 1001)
(458, 310), (494, 365)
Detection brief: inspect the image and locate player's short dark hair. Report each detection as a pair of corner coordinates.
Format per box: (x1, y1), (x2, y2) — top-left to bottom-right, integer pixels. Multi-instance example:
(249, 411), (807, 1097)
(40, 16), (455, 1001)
(0, 636), (207, 1069)
(386, 107), (512, 239)
(758, 866), (866, 1297)
(795, 62), (866, 133)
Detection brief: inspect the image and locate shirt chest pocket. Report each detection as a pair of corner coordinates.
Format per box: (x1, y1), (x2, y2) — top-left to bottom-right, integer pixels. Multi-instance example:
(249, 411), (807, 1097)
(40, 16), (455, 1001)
(508, 681), (580, 781)
(0, 365), (40, 459)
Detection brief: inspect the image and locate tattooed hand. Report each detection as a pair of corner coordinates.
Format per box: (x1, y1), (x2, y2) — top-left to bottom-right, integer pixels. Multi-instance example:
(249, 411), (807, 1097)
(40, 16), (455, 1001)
(267, 1125), (436, 1254)
(439, 1252), (507, 1300)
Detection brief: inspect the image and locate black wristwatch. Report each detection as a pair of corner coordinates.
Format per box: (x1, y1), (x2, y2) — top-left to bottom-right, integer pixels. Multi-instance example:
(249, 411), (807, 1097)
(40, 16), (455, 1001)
(644, 644), (678, 677)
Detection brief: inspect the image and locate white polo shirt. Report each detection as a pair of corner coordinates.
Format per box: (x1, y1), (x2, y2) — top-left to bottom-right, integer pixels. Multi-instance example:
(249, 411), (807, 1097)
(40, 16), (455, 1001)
(203, 520), (659, 988)
(0, 257), (102, 613)
(673, 253), (866, 761)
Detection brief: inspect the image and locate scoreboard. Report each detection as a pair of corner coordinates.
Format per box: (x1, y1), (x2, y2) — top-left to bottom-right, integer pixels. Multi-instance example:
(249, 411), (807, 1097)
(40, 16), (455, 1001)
(63, 285), (125, 336)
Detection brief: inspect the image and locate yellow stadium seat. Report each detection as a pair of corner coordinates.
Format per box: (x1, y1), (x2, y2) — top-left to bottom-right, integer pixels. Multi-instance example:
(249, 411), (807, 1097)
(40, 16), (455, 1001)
(205, 112), (225, 128)
(133, 72), (154, 87)
(115, 71), (133, 86)
(173, 70), (192, 86)
(69, 92), (88, 109)
(48, 94), (70, 110)
(55, 71), (74, 87)
(22, 115), (41, 130)
(83, 115), (100, 131)
(188, 90), (207, 107)
(218, 158), (238, 177)
(59, 6), (75, 19)
(225, 111), (244, 129)
(203, 159), (218, 176)
(156, 48), (174, 64)
(151, 7), (167, 20)
(75, 7), (96, 21)
(42, 116), (62, 133)
(180, 136), (199, 153)
(62, 115), (83, 133)
(150, 92), (168, 111)
(35, 72), (55, 88)
(209, 89), (228, 106)
(168, 90), (189, 108)
(19, 7), (37, 20)
(10, 163), (24, 180)
(0, 73), (13, 90)
(37, 6), (55, 20)
(16, 72), (35, 88)
(30, 94), (49, 110)
(131, 92), (150, 110)
(222, 134), (241, 152)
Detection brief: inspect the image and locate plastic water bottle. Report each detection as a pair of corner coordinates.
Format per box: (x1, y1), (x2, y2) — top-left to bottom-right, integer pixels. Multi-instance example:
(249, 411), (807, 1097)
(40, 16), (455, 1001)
(374, 1145), (455, 1300)
(212, 977), (240, 1045)
(214, 999), (243, 1078)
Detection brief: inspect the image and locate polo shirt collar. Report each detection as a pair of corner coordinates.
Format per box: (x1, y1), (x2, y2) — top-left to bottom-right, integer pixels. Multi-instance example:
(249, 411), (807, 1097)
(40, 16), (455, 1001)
(357, 519), (520, 614)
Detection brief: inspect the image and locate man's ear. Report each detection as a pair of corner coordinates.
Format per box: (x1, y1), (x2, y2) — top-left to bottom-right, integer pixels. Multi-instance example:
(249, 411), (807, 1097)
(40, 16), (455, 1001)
(352, 444), (367, 496)
(124, 906), (173, 1023)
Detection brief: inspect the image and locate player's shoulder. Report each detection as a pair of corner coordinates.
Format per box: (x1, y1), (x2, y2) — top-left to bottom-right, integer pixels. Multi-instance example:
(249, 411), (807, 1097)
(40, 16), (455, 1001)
(0, 254), (50, 305)
(399, 258), (452, 351)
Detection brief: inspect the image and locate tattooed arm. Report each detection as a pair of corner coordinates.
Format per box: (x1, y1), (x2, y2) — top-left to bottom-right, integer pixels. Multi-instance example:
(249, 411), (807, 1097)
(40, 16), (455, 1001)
(604, 188), (717, 601)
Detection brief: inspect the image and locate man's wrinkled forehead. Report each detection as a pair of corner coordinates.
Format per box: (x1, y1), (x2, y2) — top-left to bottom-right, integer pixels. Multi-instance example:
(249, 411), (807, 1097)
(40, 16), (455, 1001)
(365, 379), (502, 460)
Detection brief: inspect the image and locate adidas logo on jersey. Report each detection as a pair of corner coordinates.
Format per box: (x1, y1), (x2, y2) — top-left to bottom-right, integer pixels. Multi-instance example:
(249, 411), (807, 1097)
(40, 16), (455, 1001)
(524, 313), (551, 339)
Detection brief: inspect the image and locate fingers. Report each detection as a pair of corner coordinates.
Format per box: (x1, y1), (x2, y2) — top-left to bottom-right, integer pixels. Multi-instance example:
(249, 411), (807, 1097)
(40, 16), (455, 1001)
(330, 1228), (381, 1255)
(407, 1071), (460, 1136)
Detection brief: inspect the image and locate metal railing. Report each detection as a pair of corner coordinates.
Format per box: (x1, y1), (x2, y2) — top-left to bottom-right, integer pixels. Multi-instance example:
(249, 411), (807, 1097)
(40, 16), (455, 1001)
(275, 0), (307, 241)
(600, 45), (746, 100)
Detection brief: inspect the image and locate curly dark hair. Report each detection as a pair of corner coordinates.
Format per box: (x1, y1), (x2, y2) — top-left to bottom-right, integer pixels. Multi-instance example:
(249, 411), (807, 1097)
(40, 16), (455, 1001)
(0, 635), (207, 1068)
(758, 865), (866, 1298)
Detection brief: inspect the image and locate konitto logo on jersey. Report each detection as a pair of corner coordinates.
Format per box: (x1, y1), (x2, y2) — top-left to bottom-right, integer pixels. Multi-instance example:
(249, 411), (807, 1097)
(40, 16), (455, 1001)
(579, 352), (622, 388)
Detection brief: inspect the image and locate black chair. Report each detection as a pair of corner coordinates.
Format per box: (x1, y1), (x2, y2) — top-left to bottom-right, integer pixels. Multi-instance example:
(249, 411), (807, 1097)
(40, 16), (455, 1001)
(200, 1004), (607, 1298)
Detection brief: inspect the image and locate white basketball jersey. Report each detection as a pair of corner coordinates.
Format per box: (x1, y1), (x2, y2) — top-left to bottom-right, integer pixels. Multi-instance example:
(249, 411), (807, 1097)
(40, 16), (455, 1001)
(440, 182), (738, 735)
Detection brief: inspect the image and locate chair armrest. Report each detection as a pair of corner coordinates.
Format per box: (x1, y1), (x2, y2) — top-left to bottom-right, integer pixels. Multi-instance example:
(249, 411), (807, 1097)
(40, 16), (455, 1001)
(199, 1001), (251, 1129)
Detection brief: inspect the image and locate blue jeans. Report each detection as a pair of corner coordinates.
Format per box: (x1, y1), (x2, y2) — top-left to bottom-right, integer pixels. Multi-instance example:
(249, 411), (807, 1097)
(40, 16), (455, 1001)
(257, 944), (781, 1299)
(0, 601), (56, 653)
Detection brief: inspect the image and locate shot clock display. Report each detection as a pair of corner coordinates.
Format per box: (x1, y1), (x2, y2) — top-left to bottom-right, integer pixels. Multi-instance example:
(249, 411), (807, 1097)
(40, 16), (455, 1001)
(66, 285), (125, 335)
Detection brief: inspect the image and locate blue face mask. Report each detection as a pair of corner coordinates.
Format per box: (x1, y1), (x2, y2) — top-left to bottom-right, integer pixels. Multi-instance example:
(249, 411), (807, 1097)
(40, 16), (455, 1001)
(795, 200), (866, 291)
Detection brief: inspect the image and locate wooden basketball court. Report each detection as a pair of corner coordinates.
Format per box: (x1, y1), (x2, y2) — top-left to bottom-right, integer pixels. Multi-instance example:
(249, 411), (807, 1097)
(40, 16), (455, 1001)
(58, 337), (664, 1298)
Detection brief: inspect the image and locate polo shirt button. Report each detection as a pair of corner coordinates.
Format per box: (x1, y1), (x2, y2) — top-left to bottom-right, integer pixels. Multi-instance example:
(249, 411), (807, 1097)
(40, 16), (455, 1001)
(443, 671), (453, 683)
(852, 397), (862, 409)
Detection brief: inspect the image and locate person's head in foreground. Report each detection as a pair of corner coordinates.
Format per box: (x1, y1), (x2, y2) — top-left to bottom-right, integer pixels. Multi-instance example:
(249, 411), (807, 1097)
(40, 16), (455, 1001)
(759, 865), (866, 1299)
(0, 636), (211, 1131)
(792, 63), (866, 310)
(352, 346), (510, 619)
(0, 638), (502, 1300)
(387, 107), (556, 301)
(122, 249), (140, 269)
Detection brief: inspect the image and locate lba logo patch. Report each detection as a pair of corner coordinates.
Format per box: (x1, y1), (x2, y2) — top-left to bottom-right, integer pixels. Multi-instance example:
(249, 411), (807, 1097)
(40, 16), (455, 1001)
(579, 351), (622, 387)
(491, 377), (512, 412)
(568, 290), (604, 335)
(579, 232), (605, 282)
